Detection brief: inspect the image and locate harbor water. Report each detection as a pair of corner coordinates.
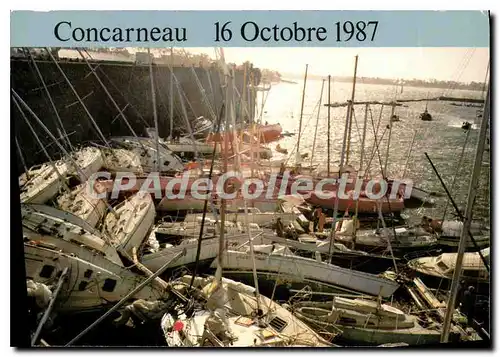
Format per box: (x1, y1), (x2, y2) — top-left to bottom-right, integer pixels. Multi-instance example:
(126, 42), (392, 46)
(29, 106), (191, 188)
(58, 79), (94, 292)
(258, 80), (490, 225)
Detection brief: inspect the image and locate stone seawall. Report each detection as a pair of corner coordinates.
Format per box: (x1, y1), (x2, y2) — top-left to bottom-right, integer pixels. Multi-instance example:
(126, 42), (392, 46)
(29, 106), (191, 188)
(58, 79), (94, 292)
(11, 58), (256, 172)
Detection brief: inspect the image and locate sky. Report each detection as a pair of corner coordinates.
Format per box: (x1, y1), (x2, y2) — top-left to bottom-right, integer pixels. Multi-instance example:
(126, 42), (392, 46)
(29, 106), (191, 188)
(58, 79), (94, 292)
(186, 47), (489, 83)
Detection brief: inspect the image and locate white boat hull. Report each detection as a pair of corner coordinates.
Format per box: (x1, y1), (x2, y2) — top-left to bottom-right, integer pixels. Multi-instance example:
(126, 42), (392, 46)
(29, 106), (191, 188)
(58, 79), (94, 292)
(56, 183), (107, 227)
(141, 234), (266, 271)
(20, 161), (69, 204)
(71, 146), (104, 180)
(214, 251), (400, 298)
(183, 212), (297, 227)
(24, 243), (165, 312)
(104, 193), (155, 255)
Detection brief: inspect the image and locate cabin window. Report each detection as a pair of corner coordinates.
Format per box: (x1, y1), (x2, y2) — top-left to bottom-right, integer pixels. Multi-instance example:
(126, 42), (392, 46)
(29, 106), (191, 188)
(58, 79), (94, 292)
(464, 270), (480, 278)
(269, 316), (287, 332)
(163, 161), (170, 167)
(78, 281), (88, 291)
(84, 269), (93, 279)
(102, 278), (117, 292)
(339, 317), (357, 325)
(39, 265), (55, 279)
(202, 338), (215, 347)
(437, 261), (448, 271)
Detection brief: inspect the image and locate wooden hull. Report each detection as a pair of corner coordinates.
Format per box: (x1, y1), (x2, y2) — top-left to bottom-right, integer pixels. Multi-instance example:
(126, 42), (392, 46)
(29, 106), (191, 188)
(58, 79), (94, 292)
(165, 142), (215, 155)
(337, 325), (445, 345)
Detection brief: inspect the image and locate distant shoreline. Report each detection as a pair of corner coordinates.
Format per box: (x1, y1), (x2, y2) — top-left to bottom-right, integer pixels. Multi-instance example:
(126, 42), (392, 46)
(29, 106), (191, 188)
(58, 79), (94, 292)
(272, 77), (484, 93)
(274, 75), (484, 92)
(280, 79), (298, 84)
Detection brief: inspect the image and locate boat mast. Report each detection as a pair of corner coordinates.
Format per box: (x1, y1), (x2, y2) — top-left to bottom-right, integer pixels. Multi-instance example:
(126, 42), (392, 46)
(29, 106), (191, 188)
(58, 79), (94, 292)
(327, 76), (331, 176)
(401, 129), (418, 179)
(440, 82), (490, 343)
(169, 47), (174, 140)
(441, 126), (472, 222)
(296, 64), (308, 166)
(26, 49), (72, 151)
(310, 79), (325, 169)
(327, 98), (352, 257)
(249, 72), (257, 177)
(352, 103), (369, 244)
(76, 49), (141, 142)
(12, 95), (69, 191)
(45, 48), (111, 148)
(15, 136), (29, 175)
(345, 55), (359, 166)
(172, 73), (200, 161)
(230, 70), (263, 313)
(383, 102), (396, 178)
(215, 49), (231, 286)
(148, 48), (161, 173)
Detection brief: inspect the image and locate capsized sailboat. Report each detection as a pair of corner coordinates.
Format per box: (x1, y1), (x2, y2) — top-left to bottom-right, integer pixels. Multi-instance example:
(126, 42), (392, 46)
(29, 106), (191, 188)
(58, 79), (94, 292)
(56, 181), (107, 228)
(110, 136), (184, 173)
(333, 219), (438, 254)
(213, 243), (400, 298)
(161, 275), (333, 347)
(20, 160), (69, 204)
(103, 192), (155, 256)
(24, 242), (168, 313)
(100, 147), (144, 174)
(291, 297), (459, 345)
(420, 217), (490, 250)
(407, 248), (490, 288)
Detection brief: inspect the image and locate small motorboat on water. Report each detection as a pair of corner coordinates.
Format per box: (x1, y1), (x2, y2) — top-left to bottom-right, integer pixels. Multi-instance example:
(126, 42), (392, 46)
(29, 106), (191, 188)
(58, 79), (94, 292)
(257, 123), (283, 143)
(462, 121), (472, 131)
(420, 109), (432, 121)
(275, 144), (288, 155)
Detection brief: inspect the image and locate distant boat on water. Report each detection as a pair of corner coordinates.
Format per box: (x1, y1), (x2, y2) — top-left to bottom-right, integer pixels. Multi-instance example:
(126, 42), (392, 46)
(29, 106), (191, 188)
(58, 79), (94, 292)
(280, 78), (299, 84)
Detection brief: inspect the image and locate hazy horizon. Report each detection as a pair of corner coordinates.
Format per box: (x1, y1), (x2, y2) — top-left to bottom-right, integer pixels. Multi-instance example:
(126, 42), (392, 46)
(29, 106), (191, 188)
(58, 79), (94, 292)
(192, 47), (490, 84)
(54, 46), (490, 84)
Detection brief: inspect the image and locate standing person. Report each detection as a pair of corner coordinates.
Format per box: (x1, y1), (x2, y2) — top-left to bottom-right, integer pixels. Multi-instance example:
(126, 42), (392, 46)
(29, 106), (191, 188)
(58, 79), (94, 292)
(312, 206), (322, 232)
(275, 217), (285, 237)
(462, 286), (476, 326)
(318, 209), (326, 233)
(456, 280), (466, 308)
